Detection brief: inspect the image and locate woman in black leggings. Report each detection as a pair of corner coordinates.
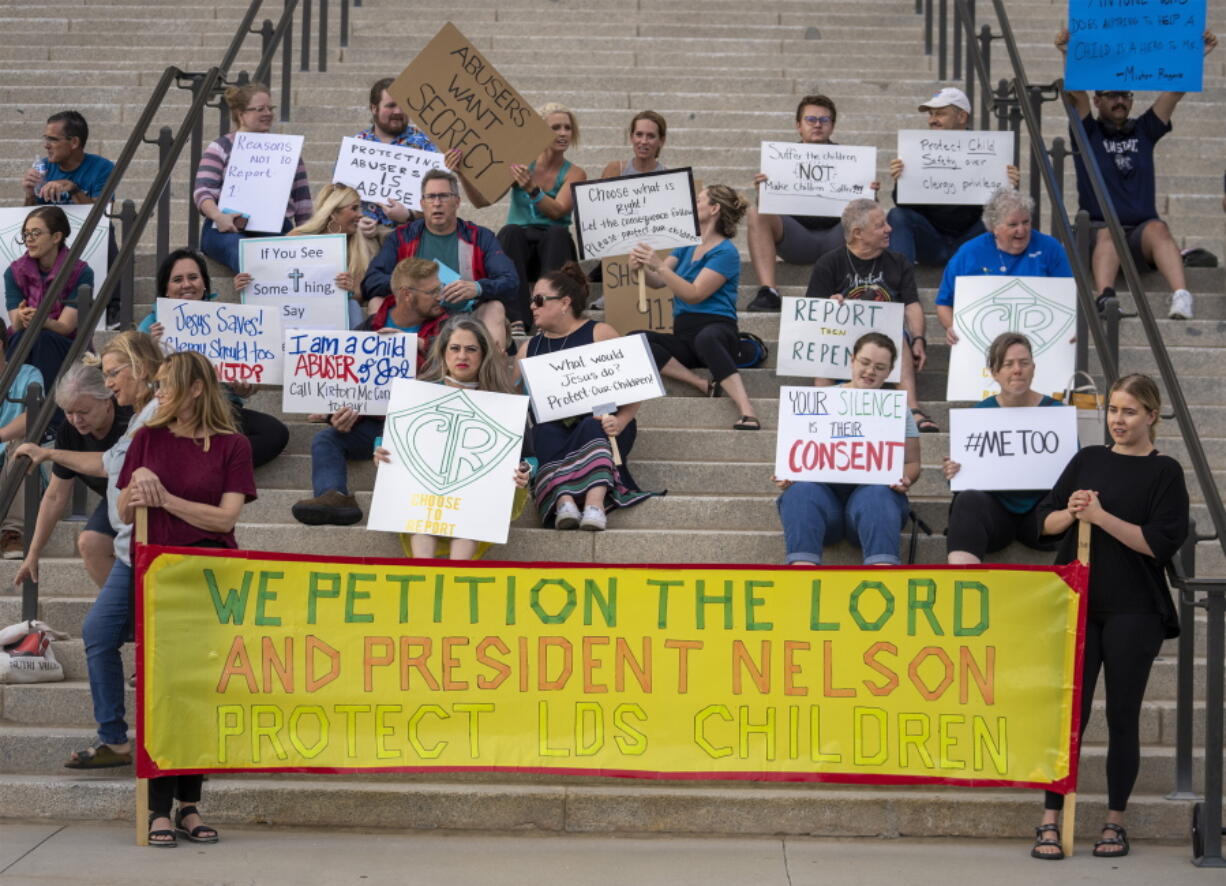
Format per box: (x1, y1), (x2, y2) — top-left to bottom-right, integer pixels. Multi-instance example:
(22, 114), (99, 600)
(1031, 373), (1188, 860)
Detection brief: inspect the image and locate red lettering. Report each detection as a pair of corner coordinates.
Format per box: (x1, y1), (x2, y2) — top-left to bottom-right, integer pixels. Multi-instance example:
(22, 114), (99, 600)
(216, 362), (262, 383)
(293, 354), (359, 382)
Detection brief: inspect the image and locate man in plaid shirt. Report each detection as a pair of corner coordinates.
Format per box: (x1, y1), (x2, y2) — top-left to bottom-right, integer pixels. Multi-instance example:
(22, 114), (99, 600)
(354, 77), (439, 231)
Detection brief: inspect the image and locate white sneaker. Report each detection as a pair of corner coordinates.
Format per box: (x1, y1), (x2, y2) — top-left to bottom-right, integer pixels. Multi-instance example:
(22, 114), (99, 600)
(579, 506), (607, 531)
(1169, 289), (1193, 320)
(555, 501), (581, 530)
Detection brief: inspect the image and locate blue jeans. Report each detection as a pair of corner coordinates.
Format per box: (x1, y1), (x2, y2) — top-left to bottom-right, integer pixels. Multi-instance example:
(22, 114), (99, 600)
(310, 417), (383, 496)
(200, 218), (292, 273)
(777, 482), (908, 565)
(886, 207), (984, 266)
(83, 559), (133, 744)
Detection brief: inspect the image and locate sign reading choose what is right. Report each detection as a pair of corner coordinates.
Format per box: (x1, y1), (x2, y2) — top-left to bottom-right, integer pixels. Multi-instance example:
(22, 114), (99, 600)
(572, 168), (700, 260)
(518, 334), (665, 423)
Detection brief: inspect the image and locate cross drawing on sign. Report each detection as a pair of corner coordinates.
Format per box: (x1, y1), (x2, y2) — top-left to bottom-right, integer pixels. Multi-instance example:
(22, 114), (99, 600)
(955, 278), (1075, 355)
(287, 267), (304, 293)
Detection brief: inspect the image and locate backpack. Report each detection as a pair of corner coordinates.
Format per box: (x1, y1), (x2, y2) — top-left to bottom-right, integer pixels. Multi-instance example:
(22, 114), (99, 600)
(735, 332), (769, 368)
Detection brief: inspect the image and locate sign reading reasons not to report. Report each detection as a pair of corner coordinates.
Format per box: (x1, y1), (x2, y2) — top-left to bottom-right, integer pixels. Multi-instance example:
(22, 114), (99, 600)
(239, 234), (349, 330)
(896, 130), (1014, 206)
(367, 379), (529, 544)
(777, 297), (905, 382)
(1065, 0), (1206, 92)
(389, 22), (554, 206)
(332, 137), (447, 211)
(775, 386), (909, 486)
(282, 329), (417, 416)
(135, 548), (1086, 794)
(758, 142), (878, 217)
(948, 406), (1079, 492)
(155, 298), (283, 385)
(947, 276), (1076, 402)
(218, 132), (305, 233)
(573, 168), (700, 260)
(600, 253), (674, 336)
(519, 334), (666, 423)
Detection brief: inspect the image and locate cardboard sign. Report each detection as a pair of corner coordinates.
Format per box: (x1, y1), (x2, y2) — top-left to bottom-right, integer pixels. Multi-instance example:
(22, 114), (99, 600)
(777, 297), (905, 382)
(218, 132), (305, 233)
(368, 379), (529, 544)
(757, 142), (877, 217)
(282, 329), (417, 416)
(332, 136), (446, 211)
(599, 252), (673, 335)
(519, 333), (665, 423)
(572, 168), (700, 260)
(775, 385), (908, 485)
(388, 22), (554, 206)
(946, 276), (1077, 401)
(238, 234), (349, 330)
(0, 204), (110, 329)
(896, 130), (1014, 206)
(1066, 0), (1206, 92)
(154, 298), (283, 385)
(949, 406), (1079, 492)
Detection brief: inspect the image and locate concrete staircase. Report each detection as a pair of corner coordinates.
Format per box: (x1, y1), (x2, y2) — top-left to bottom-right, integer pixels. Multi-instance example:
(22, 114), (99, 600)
(1, 0), (1223, 841)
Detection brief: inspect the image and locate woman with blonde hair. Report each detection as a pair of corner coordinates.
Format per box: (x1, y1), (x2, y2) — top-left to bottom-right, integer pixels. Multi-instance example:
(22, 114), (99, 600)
(287, 183), (380, 325)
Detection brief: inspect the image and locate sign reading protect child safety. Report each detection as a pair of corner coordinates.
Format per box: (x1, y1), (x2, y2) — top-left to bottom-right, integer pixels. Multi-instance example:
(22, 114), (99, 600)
(1065, 0), (1207, 92)
(948, 406), (1079, 492)
(896, 130), (1014, 206)
(282, 329), (417, 416)
(777, 297), (905, 382)
(572, 168), (700, 260)
(946, 276), (1076, 401)
(775, 386), (908, 486)
(519, 333), (666, 423)
(332, 137), (447, 211)
(758, 142), (878, 217)
(218, 132), (305, 233)
(238, 234), (349, 330)
(367, 379), (528, 544)
(155, 298), (283, 385)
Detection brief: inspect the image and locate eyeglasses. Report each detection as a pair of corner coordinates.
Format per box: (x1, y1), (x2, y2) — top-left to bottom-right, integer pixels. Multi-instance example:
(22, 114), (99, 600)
(421, 192), (457, 203)
(1097, 91), (1133, 100)
(243, 105), (276, 114)
(16, 229), (47, 244)
(102, 365), (129, 381)
(530, 293), (566, 308)
(802, 115), (833, 125)
(42, 134), (67, 144)
(398, 285), (443, 299)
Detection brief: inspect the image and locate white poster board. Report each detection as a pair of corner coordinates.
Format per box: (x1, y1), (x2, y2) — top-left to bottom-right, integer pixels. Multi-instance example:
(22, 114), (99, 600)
(946, 276), (1076, 401)
(155, 297), (283, 385)
(282, 329), (417, 416)
(519, 333), (666, 423)
(238, 234), (349, 330)
(218, 132), (305, 233)
(368, 379), (529, 545)
(758, 142), (878, 217)
(948, 406), (1078, 492)
(774, 386), (908, 486)
(0, 205), (109, 325)
(331, 136), (446, 211)
(572, 168), (700, 260)
(896, 130), (1014, 206)
(777, 297), (904, 382)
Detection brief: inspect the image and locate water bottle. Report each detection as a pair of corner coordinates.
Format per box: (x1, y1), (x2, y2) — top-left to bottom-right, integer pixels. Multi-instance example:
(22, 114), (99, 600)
(30, 157), (48, 198)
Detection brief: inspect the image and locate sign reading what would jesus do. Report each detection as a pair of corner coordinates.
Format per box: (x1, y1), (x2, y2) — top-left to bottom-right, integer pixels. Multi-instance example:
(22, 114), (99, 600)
(518, 333), (665, 423)
(775, 385), (908, 485)
(572, 168), (700, 260)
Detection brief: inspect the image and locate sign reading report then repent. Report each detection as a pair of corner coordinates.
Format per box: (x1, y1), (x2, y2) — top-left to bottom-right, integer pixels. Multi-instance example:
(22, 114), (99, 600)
(775, 385), (908, 485)
(1065, 0), (1207, 92)
(332, 136), (447, 211)
(155, 298), (283, 385)
(896, 130), (1014, 206)
(949, 406), (1078, 492)
(572, 168), (700, 260)
(777, 297), (905, 382)
(218, 132), (305, 233)
(282, 329), (417, 416)
(519, 333), (666, 423)
(758, 142), (877, 217)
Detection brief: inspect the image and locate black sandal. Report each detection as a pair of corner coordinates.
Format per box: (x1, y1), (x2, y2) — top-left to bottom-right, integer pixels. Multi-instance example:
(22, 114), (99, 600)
(64, 739), (132, 769)
(1030, 822), (1064, 860)
(911, 408), (939, 433)
(1092, 822), (1129, 857)
(175, 805), (220, 844)
(148, 813), (178, 848)
(707, 379), (722, 398)
(733, 415), (761, 431)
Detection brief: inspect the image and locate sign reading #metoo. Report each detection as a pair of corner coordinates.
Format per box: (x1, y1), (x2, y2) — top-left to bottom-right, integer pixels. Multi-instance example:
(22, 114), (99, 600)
(519, 333), (666, 423)
(573, 168), (700, 260)
(218, 132), (304, 233)
(155, 298), (283, 385)
(332, 137), (446, 211)
(949, 406), (1078, 492)
(896, 130), (1014, 206)
(758, 142), (877, 217)
(778, 297), (905, 382)
(239, 234), (349, 330)
(1065, 0), (1206, 92)
(282, 329), (417, 416)
(775, 385), (908, 486)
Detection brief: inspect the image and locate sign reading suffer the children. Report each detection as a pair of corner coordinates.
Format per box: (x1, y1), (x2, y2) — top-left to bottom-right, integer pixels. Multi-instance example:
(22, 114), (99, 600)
(572, 168), (700, 260)
(777, 297), (905, 382)
(519, 333), (666, 423)
(218, 132), (304, 233)
(332, 137), (447, 211)
(367, 379), (529, 544)
(758, 142), (878, 217)
(282, 329), (417, 416)
(775, 385), (908, 485)
(239, 234), (349, 330)
(155, 298), (283, 385)
(896, 130), (1014, 206)
(1065, 0), (1207, 92)
(949, 406), (1079, 492)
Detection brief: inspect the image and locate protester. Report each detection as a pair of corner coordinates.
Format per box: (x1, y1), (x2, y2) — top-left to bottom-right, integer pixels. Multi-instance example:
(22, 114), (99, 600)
(775, 332), (921, 565)
(943, 333), (1062, 563)
(1057, 28), (1217, 319)
(193, 82), (312, 272)
(600, 110), (669, 179)
(630, 185), (760, 430)
(286, 183), (380, 326)
(354, 77), (439, 229)
(516, 263), (658, 531)
(23, 110), (114, 206)
(0, 345), (43, 559)
(805, 198), (937, 432)
(497, 103), (587, 335)
(1031, 373), (1188, 860)
(936, 189), (1073, 346)
(12, 362), (130, 584)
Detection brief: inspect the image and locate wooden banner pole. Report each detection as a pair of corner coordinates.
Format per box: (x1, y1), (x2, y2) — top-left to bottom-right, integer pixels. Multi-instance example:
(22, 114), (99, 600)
(636, 271), (648, 315)
(1062, 520), (1092, 857)
(134, 506), (149, 847)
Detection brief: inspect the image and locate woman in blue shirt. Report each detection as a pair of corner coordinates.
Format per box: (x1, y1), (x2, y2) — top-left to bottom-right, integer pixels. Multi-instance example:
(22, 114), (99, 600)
(629, 185), (760, 430)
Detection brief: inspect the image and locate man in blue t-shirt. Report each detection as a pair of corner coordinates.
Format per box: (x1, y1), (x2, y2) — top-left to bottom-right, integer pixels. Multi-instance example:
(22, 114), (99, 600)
(22, 110), (115, 207)
(1057, 28), (1217, 320)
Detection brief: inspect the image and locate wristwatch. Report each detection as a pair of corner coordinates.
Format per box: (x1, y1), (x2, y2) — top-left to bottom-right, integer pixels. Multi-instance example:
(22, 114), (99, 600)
(527, 186), (542, 199)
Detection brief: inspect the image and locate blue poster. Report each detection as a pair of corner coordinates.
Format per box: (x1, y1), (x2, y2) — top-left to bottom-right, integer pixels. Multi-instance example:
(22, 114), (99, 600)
(1065, 0), (1206, 92)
